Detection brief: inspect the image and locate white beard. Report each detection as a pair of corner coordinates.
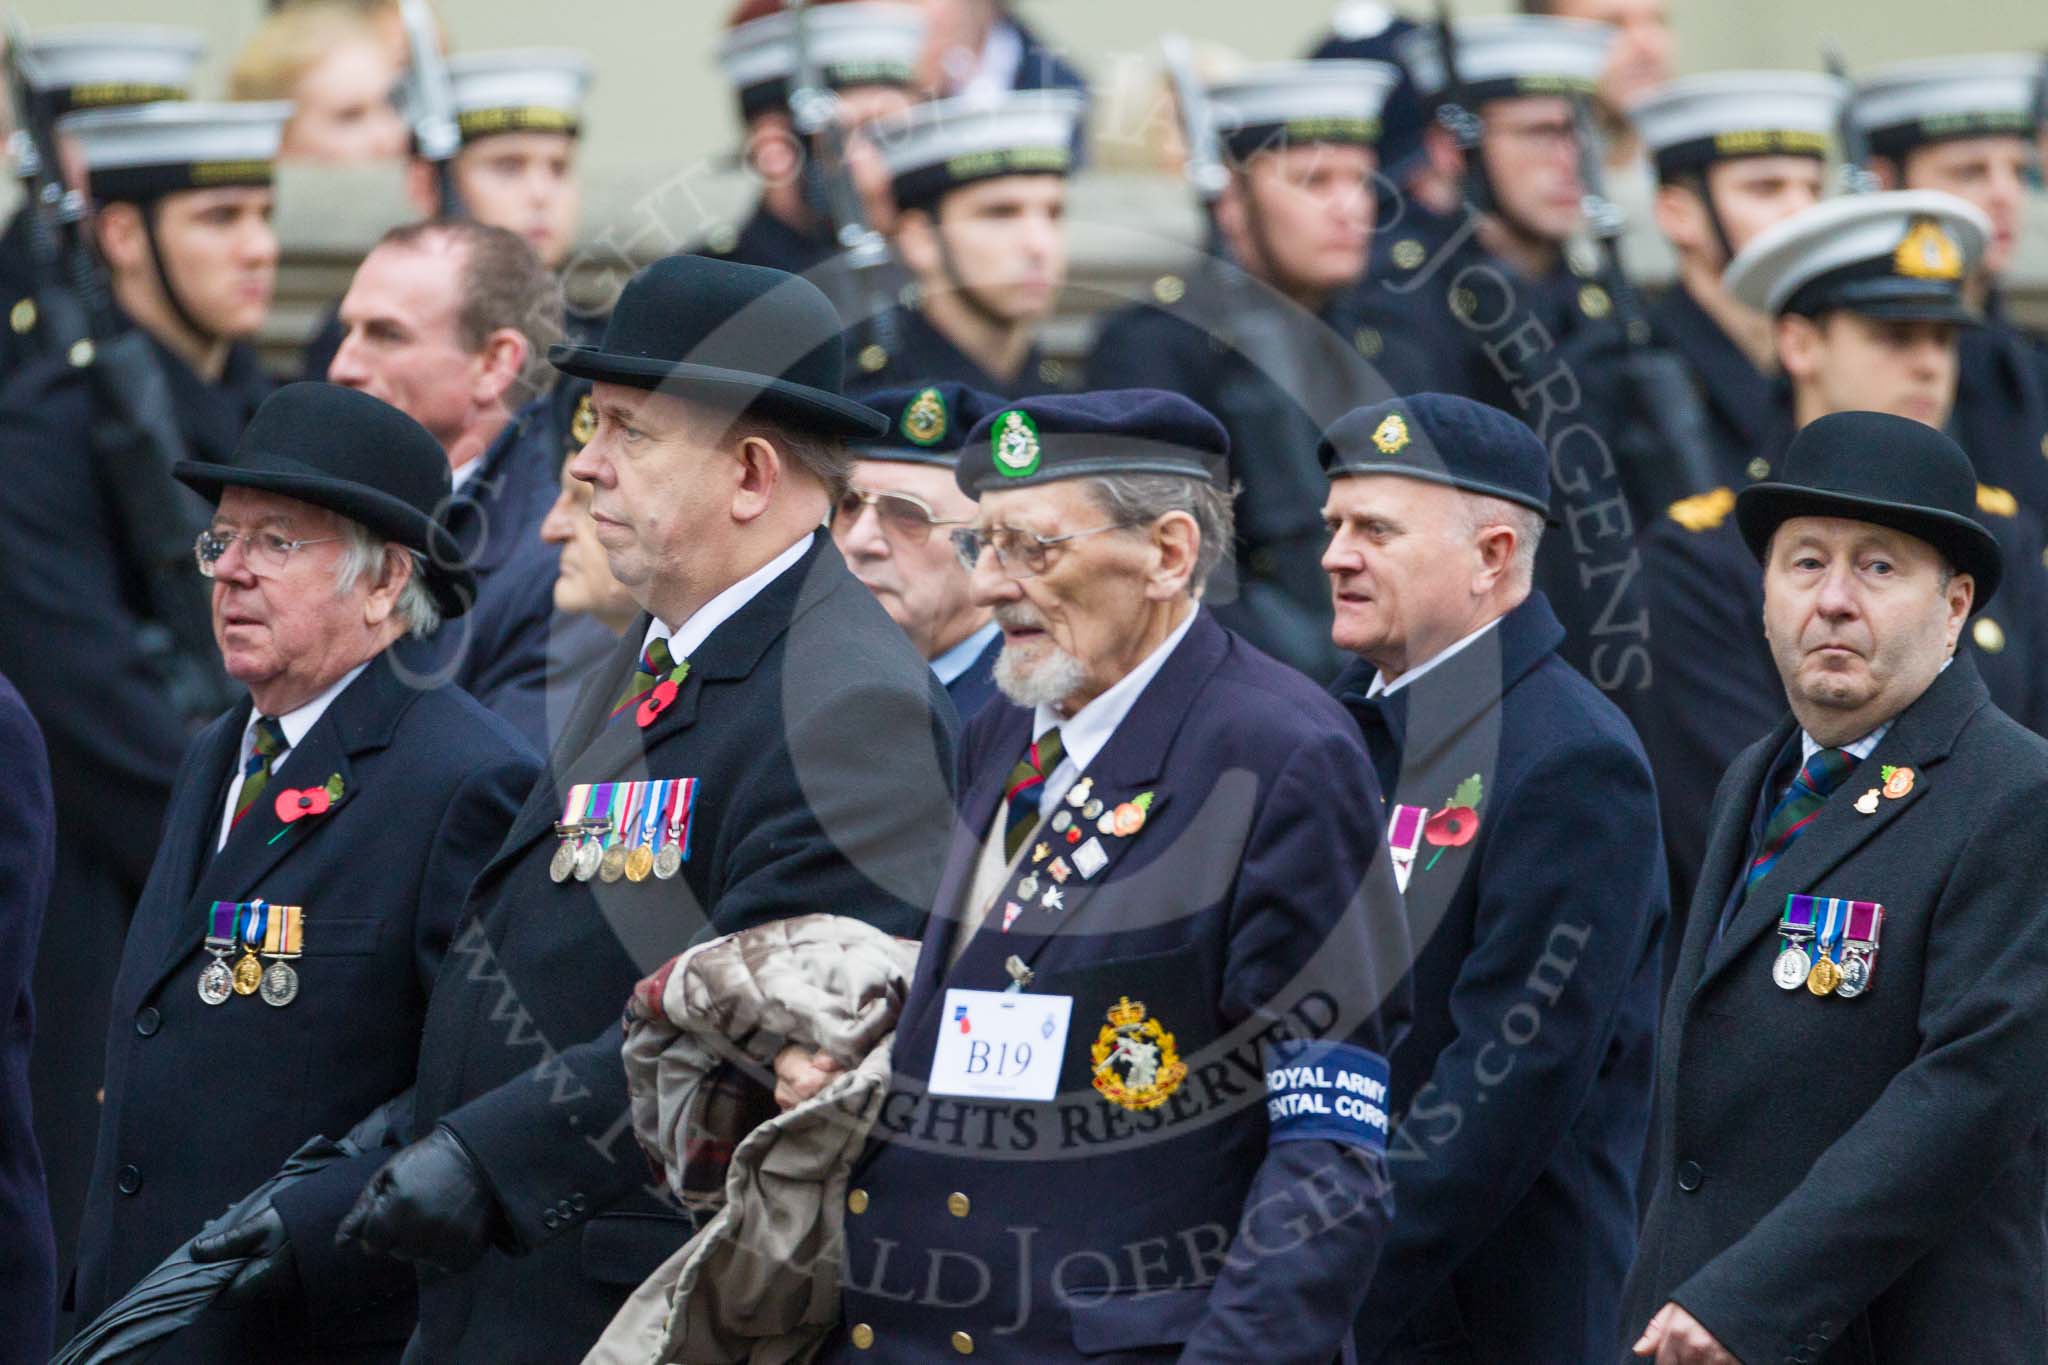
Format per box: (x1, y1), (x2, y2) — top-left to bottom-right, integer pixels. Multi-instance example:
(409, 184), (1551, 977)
(993, 640), (1087, 708)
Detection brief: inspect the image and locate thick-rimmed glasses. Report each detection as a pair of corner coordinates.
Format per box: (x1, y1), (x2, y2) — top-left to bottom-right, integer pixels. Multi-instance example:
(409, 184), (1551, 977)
(950, 522), (1131, 580)
(833, 486), (972, 545)
(194, 528), (341, 579)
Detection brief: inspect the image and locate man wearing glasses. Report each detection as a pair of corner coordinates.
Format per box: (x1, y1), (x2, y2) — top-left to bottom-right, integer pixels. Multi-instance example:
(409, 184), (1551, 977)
(70, 384), (537, 1361)
(810, 389), (1411, 1361)
(833, 382), (1005, 719)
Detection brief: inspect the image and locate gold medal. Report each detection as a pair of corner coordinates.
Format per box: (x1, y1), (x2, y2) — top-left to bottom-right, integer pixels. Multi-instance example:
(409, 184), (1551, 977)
(549, 841), (577, 883)
(1807, 957), (1841, 996)
(625, 847), (654, 882)
(599, 845), (627, 883)
(232, 951), (263, 996)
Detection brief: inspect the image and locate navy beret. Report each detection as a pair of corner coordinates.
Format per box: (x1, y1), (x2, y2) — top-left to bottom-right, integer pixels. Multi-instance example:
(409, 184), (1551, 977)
(957, 389), (1230, 497)
(852, 382), (1000, 467)
(1319, 393), (1551, 516)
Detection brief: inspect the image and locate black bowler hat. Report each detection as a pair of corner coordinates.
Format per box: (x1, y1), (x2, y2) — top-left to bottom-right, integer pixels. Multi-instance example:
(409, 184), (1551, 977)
(853, 382), (999, 467)
(955, 390), (1228, 497)
(548, 254), (888, 438)
(174, 383), (474, 619)
(1736, 410), (2002, 609)
(1320, 393), (1552, 517)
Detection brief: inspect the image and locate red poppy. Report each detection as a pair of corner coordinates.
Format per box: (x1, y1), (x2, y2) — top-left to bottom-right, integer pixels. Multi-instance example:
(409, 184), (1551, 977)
(275, 787), (331, 823)
(1424, 805), (1479, 848)
(638, 678), (681, 728)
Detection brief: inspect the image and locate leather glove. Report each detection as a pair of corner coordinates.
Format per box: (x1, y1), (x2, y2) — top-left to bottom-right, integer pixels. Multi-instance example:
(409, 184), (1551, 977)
(190, 1204), (298, 1309)
(335, 1126), (502, 1275)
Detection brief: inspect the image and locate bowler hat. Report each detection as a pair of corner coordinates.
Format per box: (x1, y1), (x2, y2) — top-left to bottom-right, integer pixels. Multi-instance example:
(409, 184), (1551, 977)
(548, 254), (888, 438)
(1735, 410), (2001, 609)
(173, 383), (474, 618)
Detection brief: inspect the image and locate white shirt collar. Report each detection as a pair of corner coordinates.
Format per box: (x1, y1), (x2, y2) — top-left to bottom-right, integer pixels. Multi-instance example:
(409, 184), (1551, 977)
(1031, 606), (1197, 786)
(639, 531), (813, 663)
(1797, 657), (1950, 763)
(932, 620), (999, 686)
(450, 454), (484, 494)
(217, 661), (370, 849)
(958, 18), (1023, 103)
(1365, 616), (1504, 699)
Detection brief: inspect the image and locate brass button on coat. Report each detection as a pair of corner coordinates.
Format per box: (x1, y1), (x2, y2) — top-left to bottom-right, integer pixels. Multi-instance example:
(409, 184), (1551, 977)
(847, 1188), (869, 1215)
(850, 1323), (875, 1349)
(951, 1330), (974, 1354)
(946, 1191), (970, 1217)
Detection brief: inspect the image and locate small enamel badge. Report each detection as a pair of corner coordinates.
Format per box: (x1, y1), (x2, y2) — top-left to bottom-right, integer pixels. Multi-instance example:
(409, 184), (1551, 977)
(1854, 788), (1880, 815)
(1880, 765), (1915, 800)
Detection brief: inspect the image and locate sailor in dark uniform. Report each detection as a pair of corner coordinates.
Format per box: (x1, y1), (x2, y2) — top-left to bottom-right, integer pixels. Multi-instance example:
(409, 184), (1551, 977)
(831, 381), (1006, 721)
(1852, 53), (2048, 520)
(857, 90), (1083, 396)
(1641, 190), (2048, 930)
(1085, 58), (1418, 681)
(1566, 70), (1844, 513)
(0, 24), (204, 384)
(0, 95), (287, 1324)
(694, 1), (926, 279)
(919, 0), (1090, 114)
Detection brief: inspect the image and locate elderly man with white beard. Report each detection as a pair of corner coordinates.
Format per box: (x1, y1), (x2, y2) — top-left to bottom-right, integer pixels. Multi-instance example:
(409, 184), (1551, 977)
(782, 389), (1413, 1363)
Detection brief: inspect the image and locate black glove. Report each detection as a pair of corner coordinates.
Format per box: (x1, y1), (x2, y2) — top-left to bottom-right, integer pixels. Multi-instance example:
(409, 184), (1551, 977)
(190, 1204), (298, 1309)
(335, 1126), (502, 1275)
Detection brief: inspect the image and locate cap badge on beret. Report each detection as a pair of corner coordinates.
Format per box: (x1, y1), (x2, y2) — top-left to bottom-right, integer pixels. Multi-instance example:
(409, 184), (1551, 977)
(902, 387), (948, 446)
(1894, 217), (1962, 281)
(993, 409), (1042, 478)
(1372, 413), (1411, 455)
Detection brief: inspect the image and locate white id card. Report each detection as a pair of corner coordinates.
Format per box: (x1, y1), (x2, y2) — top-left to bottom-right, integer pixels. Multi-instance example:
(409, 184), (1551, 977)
(927, 988), (1072, 1101)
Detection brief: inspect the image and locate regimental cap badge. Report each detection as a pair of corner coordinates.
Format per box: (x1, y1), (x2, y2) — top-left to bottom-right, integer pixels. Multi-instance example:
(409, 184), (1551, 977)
(569, 391), (597, 448)
(1893, 216), (1962, 282)
(1090, 995), (1187, 1111)
(993, 408), (1041, 477)
(1668, 485), (1735, 532)
(1371, 412), (1410, 455)
(901, 386), (948, 446)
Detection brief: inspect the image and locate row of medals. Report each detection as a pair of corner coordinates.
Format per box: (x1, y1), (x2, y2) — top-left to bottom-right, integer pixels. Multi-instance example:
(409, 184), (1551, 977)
(199, 947), (298, 1008)
(1773, 931), (1873, 998)
(549, 817), (682, 884)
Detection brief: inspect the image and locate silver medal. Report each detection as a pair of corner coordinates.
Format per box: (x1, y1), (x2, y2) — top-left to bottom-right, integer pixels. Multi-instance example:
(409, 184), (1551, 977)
(260, 960), (299, 1007)
(1835, 952), (1871, 998)
(549, 841), (577, 883)
(1017, 875), (1040, 901)
(574, 840), (603, 881)
(1051, 810), (1071, 832)
(654, 844), (683, 880)
(1082, 799), (1103, 820)
(198, 958), (233, 1005)
(1772, 945), (1812, 991)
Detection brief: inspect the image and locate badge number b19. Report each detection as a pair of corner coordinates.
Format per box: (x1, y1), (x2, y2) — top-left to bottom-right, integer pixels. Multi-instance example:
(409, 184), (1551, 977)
(928, 988), (1072, 1102)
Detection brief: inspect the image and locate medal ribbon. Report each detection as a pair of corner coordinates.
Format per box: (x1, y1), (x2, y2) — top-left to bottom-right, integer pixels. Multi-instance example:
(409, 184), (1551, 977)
(1778, 893), (1816, 950)
(261, 905), (302, 957)
(1814, 897), (1848, 970)
(670, 778), (696, 863)
(1845, 899), (1883, 945)
(206, 901), (238, 949)
(599, 783), (622, 851)
(638, 780), (665, 854)
(237, 900), (270, 955)
(559, 782), (591, 834)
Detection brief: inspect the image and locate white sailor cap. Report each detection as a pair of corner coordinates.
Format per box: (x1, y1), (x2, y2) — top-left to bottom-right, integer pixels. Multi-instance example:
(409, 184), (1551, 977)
(717, 3), (927, 121)
(1723, 189), (1989, 324)
(23, 24), (204, 116)
(1400, 15), (1613, 107)
(1851, 55), (2043, 160)
(59, 101), (290, 204)
(868, 91), (1084, 210)
(1208, 59), (1400, 160)
(1631, 72), (1846, 181)
(444, 49), (595, 142)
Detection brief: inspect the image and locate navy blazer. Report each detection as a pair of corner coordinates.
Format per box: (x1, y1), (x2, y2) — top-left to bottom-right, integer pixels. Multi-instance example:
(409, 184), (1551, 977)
(1624, 655), (2048, 1365)
(0, 672), (55, 1365)
(941, 629), (1003, 723)
(828, 610), (1412, 1364)
(405, 534), (957, 1363)
(395, 396), (575, 750)
(72, 655), (536, 1361)
(1335, 592), (1666, 1364)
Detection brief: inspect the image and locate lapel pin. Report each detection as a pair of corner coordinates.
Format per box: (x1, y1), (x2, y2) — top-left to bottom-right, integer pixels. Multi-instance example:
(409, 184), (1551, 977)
(1880, 765), (1915, 800)
(1854, 788), (1880, 815)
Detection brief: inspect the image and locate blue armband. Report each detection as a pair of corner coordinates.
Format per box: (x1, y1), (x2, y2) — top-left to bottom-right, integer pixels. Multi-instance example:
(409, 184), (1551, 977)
(1264, 1039), (1391, 1153)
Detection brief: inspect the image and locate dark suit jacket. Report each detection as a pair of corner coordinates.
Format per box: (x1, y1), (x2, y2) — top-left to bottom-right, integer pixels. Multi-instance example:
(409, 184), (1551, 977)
(828, 610), (1412, 1364)
(72, 655), (536, 1361)
(405, 533), (957, 1363)
(394, 395), (584, 750)
(1335, 592), (1666, 1364)
(1623, 655), (2048, 1365)
(0, 672), (54, 1365)
(941, 628), (1003, 723)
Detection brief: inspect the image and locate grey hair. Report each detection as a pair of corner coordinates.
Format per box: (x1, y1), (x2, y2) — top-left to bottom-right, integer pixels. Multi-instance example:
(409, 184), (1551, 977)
(1083, 474), (1237, 598)
(1462, 492), (1544, 592)
(334, 521), (442, 638)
